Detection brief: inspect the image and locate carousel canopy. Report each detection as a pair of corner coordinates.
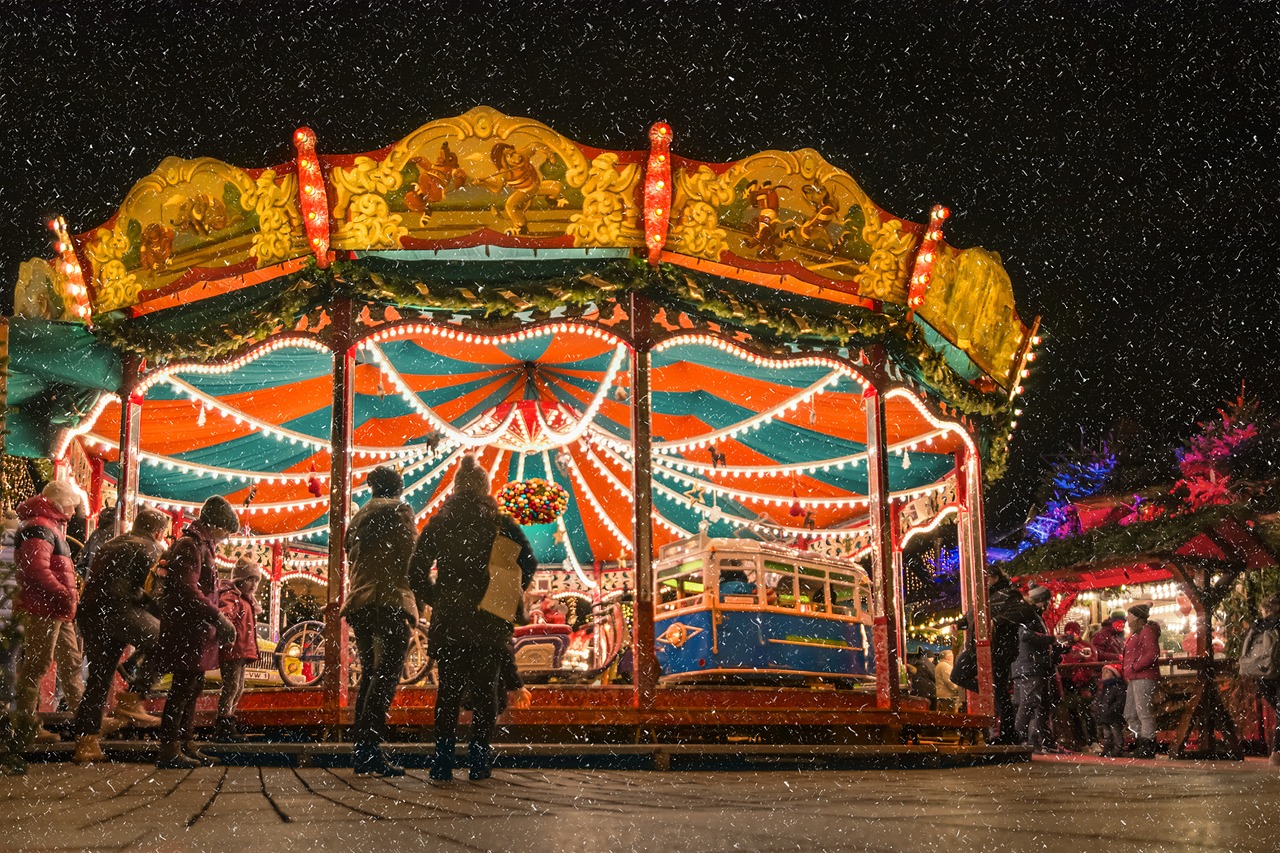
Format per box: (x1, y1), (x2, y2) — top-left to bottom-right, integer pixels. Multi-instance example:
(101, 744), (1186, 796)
(3, 106), (1037, 564)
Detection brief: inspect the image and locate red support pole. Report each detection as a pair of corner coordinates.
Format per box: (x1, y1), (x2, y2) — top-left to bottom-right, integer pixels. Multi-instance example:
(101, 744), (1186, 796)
(115, 354), (143, 535)
(270, 542), (285, 643)
(88, 456), (104, 518)
(323, 297), (356, 733)
(643, 122), (673, 266)
(865, 388), (901, 712)
(628, 292), (661, 707)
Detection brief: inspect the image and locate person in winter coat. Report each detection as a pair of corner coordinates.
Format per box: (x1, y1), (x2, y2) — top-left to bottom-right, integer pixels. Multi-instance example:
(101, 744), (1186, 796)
(988, 570), (1042, 744)
(410, 454), (538, 782)
(935, 650), (960, 712)
(1093, 664), (1128, 757)
(1249, 594), (1280, 766)
(70, 509), (171, 763)
(1012, 583), (1058, 752)
(154, 496), (240, 769)
(10, 481), (85, 745)
(1091, 612), (1126, 662)
(909, 652), (937, 710)
(1058, 621), (1096, 750)
(74, 505), (116, 580)
(341, 465), (419, 777)
(1122, 603), (1162, 758)
(212, 558), (264, 743)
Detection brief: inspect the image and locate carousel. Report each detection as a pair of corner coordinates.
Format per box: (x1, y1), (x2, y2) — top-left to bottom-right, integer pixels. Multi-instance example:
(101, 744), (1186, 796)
(1, 107), (1038, 747)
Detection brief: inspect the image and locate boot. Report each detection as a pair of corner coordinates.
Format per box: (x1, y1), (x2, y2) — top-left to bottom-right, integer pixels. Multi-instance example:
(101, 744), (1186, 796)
(73, 735), (107, 765)
(211, 716), (246, 743)
(98, 715), (126, 738)
(353, 742), (405, 777)
(182, 740), (218, 766)
(428, 737), (455, 782)
(1135, 738), (1157, 759)
(156, 741), (201, 769)
(31, 725), (61, 745)
(468, 742), (494, 781)
(1269, 751), (1280, 767)
(111, 692), (161, 728)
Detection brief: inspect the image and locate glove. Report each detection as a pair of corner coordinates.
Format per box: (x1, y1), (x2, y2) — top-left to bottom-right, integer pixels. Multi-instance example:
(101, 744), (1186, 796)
(215, 614), (237, 645)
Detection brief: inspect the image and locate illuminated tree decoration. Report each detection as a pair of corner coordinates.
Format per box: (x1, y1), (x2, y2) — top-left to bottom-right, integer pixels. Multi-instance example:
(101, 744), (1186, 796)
(497, 477), (570, 525)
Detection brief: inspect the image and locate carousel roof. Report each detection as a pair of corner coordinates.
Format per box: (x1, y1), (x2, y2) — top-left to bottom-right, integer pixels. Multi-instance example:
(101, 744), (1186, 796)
(3, 106), (1037, 564)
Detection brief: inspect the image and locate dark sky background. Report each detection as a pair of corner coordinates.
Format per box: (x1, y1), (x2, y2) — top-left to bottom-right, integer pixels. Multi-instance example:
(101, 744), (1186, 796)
(1, 0), (1276, 535)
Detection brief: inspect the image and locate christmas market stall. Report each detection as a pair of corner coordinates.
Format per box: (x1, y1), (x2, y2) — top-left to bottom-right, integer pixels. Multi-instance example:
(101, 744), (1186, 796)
(2, 107), (1037, 747)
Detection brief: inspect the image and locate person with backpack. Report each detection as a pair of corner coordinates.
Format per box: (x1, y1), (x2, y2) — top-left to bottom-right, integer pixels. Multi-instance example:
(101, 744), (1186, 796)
(154, 496), (241, 769)
(988, 570), (1042, 744)
(341, 466), (419, 777)
(70, 508), (171, 763)
(410, 455), (538, 782)
(1241, 593), (1280, 766)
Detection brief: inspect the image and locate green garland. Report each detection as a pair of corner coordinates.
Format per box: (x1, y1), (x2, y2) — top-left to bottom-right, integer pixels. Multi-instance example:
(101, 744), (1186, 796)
(86, 255), (1020, 478)
(996, 503), (1276, 578)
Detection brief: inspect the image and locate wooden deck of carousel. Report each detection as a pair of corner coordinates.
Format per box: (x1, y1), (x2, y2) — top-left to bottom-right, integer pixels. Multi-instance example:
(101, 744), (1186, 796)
(153, 684), (1006, 753)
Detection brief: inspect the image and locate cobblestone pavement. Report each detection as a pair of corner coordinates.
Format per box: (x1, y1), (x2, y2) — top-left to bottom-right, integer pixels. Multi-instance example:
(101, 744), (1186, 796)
(2, 757), (1278, 852)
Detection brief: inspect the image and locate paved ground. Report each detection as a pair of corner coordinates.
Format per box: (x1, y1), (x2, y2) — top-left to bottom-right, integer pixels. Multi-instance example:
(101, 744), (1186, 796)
(1, 756), (1277, 852)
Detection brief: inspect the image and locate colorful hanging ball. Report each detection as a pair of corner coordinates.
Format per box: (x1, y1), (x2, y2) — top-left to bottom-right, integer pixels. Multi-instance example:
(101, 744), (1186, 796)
(497, 478), (570, 525)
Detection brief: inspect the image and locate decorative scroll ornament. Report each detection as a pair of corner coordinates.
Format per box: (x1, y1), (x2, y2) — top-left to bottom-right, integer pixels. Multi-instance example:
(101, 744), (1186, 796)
(669, 165), (735, 258)
(566, 153), (642, 247)
(330, 156), (407, 249)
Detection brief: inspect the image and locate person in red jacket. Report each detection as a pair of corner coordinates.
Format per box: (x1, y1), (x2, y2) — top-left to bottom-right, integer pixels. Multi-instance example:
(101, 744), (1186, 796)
(1123, 603), (1162, 757)
(154, 496), (240, 769)
(212, 558), (264, 743)
(10, 481), (85, 745)
(1091, 612), (1126, 663)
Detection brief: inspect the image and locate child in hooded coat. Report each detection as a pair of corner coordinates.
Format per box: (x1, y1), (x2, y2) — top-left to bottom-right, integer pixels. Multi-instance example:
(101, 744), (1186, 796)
(213, 558), (264, 741)
(1093, 664), (1127, 756)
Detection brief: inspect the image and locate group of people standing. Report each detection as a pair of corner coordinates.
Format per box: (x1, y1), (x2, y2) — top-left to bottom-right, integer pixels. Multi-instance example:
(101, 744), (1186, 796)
(8, 453), (537, 782)
(985, 569), (1168, 757)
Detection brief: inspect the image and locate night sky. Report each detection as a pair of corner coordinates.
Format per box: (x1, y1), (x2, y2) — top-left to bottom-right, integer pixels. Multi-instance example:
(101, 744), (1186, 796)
(1, 1), (1275, 533)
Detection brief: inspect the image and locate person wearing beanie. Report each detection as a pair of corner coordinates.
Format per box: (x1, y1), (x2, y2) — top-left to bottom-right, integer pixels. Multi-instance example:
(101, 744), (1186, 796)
(70, 508), (172, 763)
(9, 481), (86, 745)
(1093, 664), (1128, 757)
(154, 496), (241, 769)
(75, 505), (118, 580)
(1091, 612), (1126, 663)
(341, 465), (418, 777)
(212, 558), (265, 743)
(410, 453), (538, 781)
(1122, 602), (1162, 758)
(1011, 582), (1059, 753)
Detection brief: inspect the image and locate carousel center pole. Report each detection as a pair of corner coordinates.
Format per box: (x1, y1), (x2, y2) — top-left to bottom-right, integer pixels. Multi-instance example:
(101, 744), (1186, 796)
(628, 292), (660, 708)
(864, 385), (902, 713)
(323, 296), (356, 736)
(115, 353), (143, 535)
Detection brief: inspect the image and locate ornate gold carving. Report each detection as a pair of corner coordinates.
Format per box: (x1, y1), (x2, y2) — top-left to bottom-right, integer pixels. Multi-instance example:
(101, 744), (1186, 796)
(330, 156), (407, 249)
(566, 153), (641, 246)
(13, 258), (78, 321)
(83, 156), (303, 313)
(239, 170), (302, 264)
(670, 165), (736, 259)
(667, 147), (920, 302)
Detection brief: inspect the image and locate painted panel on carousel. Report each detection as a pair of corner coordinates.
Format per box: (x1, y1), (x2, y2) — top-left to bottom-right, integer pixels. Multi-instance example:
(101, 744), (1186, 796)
(917, 242), (1029, 389)
(13, 258), (80, 322)
(327, 106), (645, 251)
(81, 157), (306, 313)
(666, 148), (923, 303)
